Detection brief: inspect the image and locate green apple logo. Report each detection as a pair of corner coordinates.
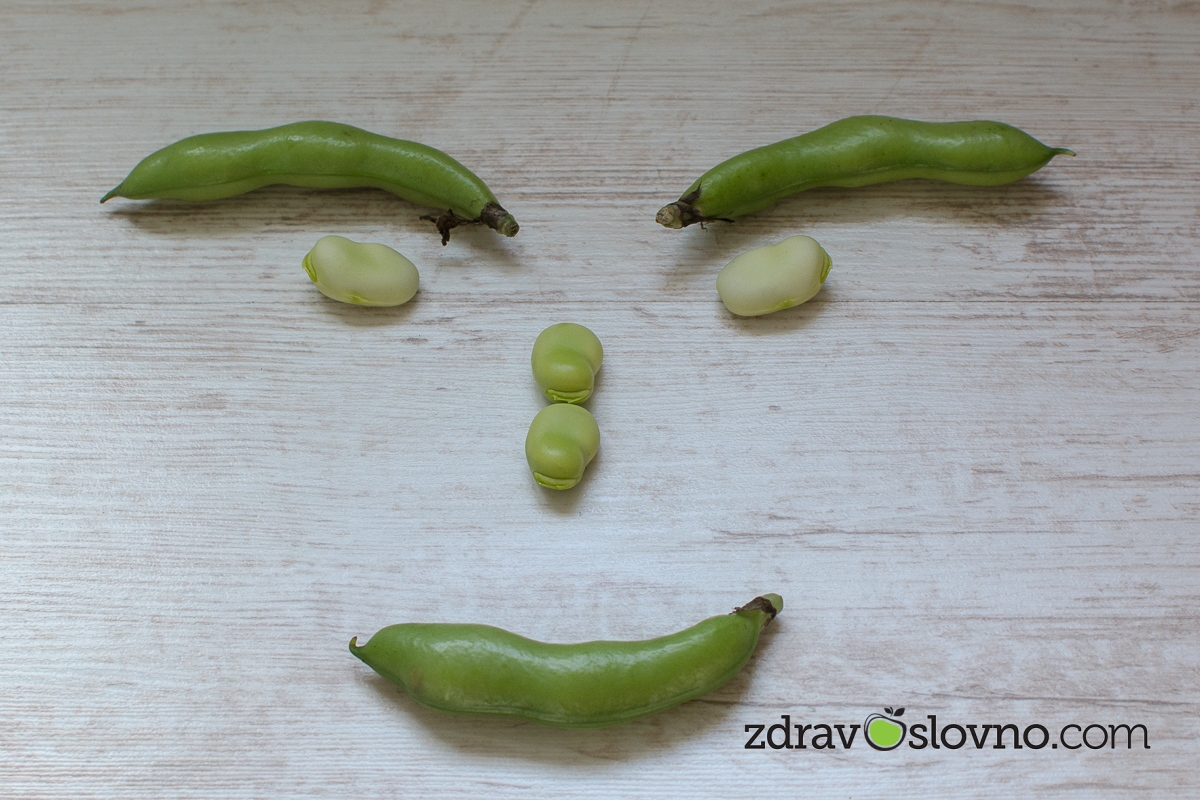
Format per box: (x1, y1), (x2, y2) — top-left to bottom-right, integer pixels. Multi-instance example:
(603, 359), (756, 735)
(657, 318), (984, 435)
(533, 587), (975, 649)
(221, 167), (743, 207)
(864, 707), (907, 750)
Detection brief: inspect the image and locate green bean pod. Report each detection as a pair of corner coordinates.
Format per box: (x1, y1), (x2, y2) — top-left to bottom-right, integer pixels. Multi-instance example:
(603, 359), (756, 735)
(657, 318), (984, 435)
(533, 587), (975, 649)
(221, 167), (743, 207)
(102, 121), (519, 244)
(656, 115), (1074, 228)
(350, 594), (781, 729)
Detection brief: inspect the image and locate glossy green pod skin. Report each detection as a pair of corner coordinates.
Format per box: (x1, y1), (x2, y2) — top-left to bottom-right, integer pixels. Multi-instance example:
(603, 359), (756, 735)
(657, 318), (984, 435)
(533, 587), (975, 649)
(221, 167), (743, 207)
(349, 594), (781, 729)
(656, 116), (1074, 228)
(102, 121), (519, 244)
(525, 403), (600, 489)
(531, 323), (604, 403)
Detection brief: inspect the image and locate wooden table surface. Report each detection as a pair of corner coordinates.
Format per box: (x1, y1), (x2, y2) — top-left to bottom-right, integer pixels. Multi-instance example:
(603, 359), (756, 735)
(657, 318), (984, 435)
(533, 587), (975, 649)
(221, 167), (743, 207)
(2, 1), (1197, 797)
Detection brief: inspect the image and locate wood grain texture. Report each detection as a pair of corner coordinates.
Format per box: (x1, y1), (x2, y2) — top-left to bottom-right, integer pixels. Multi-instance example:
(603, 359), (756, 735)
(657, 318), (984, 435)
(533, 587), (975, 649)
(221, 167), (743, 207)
(1, 1), (1197, 797)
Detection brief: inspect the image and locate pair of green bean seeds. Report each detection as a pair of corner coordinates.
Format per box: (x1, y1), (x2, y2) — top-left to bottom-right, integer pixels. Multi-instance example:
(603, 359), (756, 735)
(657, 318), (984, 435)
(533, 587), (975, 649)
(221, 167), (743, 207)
(350, 593), (782, 728)
(525, 323), (603, 490)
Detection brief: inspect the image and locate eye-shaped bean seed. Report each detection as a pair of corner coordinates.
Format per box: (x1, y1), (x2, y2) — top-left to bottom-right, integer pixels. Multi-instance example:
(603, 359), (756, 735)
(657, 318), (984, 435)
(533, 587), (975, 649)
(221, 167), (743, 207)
(302, 235), (419, 306)
(349, 594), (782, 728)
(525, 403), (600, 490)
(716, 235), (832, 317)
(531, 323), (604, 403)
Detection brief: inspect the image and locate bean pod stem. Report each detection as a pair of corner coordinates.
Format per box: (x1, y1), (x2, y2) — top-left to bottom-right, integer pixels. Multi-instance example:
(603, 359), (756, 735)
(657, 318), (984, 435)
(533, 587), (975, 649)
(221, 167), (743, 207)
(350, 594), (782, 728)
(101, 121), (519, 244)
(657, 115), (1074, 228)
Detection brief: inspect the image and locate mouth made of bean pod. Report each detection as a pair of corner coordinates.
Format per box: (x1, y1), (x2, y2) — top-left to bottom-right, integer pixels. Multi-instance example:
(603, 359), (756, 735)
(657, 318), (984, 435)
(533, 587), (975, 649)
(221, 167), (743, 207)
(531, 323), (604, 404)
(524, 403), (600, 490)
(349, 594), (782, 728)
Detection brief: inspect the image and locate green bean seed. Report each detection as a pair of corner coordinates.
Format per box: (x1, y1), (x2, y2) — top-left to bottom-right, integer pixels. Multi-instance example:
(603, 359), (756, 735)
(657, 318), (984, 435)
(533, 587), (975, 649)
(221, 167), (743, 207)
(657, 116), (1074, 228)
(716, 235), (832, 317)
(531, 323), (604, 403)
(349, 594), (781, 728)
(302, 235), (419, 307)
(102, 121), (519, 244)
(525, 403), (600, 490)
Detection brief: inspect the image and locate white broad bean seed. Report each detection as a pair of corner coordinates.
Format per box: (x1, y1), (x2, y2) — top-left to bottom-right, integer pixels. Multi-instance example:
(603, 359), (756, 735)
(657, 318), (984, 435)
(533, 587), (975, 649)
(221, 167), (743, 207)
(303, 235), (419, 306)
(715, 235), (832, 317)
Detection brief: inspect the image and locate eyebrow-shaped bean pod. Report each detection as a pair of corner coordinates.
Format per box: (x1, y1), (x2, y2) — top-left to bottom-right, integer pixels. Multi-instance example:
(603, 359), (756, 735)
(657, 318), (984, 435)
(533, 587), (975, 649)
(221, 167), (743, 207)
(349, 594), (782, 728)
(656, 115), (1073, 229)
(102, 121), (519, 244)
(531, 323), (604, 403)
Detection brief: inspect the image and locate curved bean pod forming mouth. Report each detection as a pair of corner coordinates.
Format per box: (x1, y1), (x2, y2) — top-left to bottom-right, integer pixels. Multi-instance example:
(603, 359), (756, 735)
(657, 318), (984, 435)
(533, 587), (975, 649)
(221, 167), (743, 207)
(102, 121), (519, 244)
(657, 115), (1073, 228)
(349, 594), (782, 728)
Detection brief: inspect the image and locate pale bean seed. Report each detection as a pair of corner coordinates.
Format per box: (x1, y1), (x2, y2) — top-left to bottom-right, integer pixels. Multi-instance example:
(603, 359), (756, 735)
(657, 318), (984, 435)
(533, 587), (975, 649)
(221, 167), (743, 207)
(715, 235), (831, 317)
(302, 235), (419, 307)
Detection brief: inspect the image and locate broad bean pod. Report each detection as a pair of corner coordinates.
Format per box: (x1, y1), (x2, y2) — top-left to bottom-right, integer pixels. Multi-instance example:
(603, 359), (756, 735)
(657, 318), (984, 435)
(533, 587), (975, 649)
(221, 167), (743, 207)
(349, 594), (782, 728)
(531, 323), (604, 403)
(102, 121), (519, 244)
(525, 403), (600, 490)
(657, 116), (1073, 228)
